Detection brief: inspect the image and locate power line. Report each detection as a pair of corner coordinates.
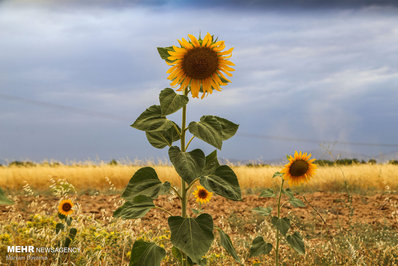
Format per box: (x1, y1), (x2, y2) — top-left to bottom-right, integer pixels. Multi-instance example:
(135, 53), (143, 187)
(2, 93), (398, 148)
(237, 133), (398, 148)
(0, 93), (130, 121)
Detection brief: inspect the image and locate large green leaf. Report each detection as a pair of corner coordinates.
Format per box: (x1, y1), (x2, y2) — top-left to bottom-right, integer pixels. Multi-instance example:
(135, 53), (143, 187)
(211, 116), (239, 140)
(271, 217), (290, 236)
(218, 229), (240, 263)
(249, 236), (272, 258)
(122, 167), (167, 200)
(202, 150), (220, 175)
(272, 172), (283, 178)
(188, 116), (223, 149)
(146, 123), (181, 149)
(159, 88), (189, 116)
(282, 188), (294, 198)
(157, 46), (175, 63)
(200, 165), (242, 201)
(259, 188), (275, 198)
(131, 105), (173, 132)
(252, 206), (272, 216)
(55, 223), (64, 234)
(282, 188), (305, 207)
(0, 187), (14, 205)
(130, 239), (166, 266)
(64, 237), (71, 248)
(168, 213), (214, 263)
(286, 232), (305, 255)
(289, 197), (306, 208)
(168, 146), (205, 184)
(113, 195), (155, 219)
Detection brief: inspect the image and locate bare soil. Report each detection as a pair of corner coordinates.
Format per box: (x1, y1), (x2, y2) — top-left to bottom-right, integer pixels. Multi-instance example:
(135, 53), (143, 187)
(1, 192), (397, 234)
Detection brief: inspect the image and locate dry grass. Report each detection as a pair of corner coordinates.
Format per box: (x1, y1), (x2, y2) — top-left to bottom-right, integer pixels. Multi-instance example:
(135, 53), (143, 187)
(1, 163), (397, 192)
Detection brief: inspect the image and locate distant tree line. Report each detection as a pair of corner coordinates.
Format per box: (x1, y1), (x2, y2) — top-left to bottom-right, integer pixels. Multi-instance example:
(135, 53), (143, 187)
(314, 158), (391, 166)
(244, 158), (398, 167)
(2, 159), (121, 167)
(1, 158), (398, 167)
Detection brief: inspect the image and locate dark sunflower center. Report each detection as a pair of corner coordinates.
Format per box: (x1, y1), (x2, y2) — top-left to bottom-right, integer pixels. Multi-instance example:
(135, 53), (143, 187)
(182, 47), (218, 79)
(198, 189), (208, 199)
(62, 203), (72, 212)
(289, 160), (309, 177)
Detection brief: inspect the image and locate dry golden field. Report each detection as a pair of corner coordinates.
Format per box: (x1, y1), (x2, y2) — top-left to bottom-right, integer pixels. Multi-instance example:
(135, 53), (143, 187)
(0, 163), (397, 193)
(1, 163), (398, 265)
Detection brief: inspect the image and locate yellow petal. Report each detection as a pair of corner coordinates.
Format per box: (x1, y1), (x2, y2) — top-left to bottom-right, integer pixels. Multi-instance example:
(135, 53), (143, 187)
(218, 47), (234, 55)
(220, 53), (233, 59)
(203, 78), (212, 94)
(168, 54), (185, 60)
(181, 76), (191, 91)
(219, 69), (233, 77)
(210, 40), (224, 48)
(165, 60), (176, 66)
(167, 68), (183, 80)
(219, 60), (235, 66)
(217, 71), (232, 81)
(172, 45), (188, 53)
(179, 38), (193, 49)
(212, 73), (222, 84)
(202, 33), (212, 47)
(170, 78), (179, 86)
(220, 65), (235, 72)
(188, 34), (200, 47)
(166, 65), (178, 74)
(213, 42), (226, 52)
(190, 79), (200, 98)
(210, 78), (222, 91)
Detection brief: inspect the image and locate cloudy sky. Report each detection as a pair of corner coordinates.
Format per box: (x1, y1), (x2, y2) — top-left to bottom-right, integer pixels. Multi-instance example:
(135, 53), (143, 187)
(1, 0), (398, 163)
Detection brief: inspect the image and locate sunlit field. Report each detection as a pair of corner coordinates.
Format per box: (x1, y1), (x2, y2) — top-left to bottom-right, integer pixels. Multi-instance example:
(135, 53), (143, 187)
(1, 162), (397, 193)
(1, 162), (397, 265)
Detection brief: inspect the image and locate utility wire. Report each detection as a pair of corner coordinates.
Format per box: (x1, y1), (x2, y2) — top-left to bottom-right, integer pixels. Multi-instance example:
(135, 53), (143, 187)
(237, 133), (398, 148)
(0, 93), (130, 122)
(2, 93), (398, 148)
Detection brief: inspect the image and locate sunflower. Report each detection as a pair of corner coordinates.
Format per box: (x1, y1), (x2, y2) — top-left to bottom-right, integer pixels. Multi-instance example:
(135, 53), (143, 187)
(166, 33), (235, 99)
(193, 185), (213, 204)
(58, 199), (73, 216)
(281, 151), (317, 186)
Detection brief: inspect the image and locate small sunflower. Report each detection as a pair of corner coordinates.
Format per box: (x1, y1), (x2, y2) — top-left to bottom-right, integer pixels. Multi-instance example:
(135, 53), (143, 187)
(281, 151), (317, 186)
(58, 199), (73, 216)
(166, 32), (235, 99)
(193, 185), (213, 204)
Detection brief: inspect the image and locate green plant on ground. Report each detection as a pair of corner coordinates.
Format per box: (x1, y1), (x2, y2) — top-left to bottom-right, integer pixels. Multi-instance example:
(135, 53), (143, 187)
(0, 187), (13, 205)
(249, 151), (318, 265)
(113, 33), (243, 266)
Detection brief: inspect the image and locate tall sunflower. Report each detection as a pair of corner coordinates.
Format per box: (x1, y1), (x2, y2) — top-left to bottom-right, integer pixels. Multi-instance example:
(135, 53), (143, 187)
(58, 199), (73, 216)
(281, 151), (316, 186)
(193, 185), (213, 204)
(166, 33), (235, 99)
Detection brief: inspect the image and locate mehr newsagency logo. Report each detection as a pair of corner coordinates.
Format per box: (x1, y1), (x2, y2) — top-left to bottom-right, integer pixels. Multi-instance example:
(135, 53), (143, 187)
(6, 245), (80, 261)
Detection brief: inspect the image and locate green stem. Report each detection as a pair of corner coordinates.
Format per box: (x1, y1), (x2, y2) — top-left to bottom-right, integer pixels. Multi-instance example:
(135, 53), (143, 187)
(303, 195), (326, 225)
(170, 186), (182, 200)
(172, 123), (182, 137)
(186, 178), (200, 193)
(275, 178), (284, 266)
(180, 88), (188, 266)
(185, 136), (195, 151)
(154, 206), (173, 216)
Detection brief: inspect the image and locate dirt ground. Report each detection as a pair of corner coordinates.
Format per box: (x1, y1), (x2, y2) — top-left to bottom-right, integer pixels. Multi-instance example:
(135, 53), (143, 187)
(1, 192), (397, 233)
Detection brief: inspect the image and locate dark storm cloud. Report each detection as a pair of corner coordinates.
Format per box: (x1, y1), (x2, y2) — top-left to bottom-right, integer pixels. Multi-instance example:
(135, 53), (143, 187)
(4, 0), (398, 9)
(177, 0), (398, 9)
(1, 3), (398, 162)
